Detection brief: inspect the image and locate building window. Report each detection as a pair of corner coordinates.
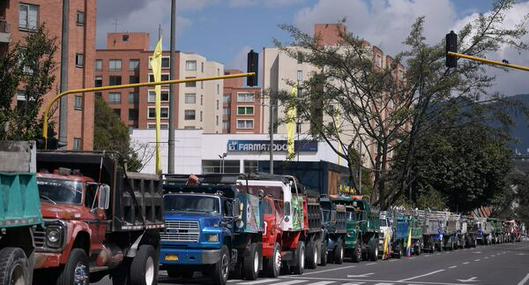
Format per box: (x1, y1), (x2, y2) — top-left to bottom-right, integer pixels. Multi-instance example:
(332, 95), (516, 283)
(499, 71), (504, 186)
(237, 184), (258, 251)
(185, 60), (197, 71)
(108, 93), (121, 104)
(129, 60), (140, 71)
(202, 160), (240, 174)
(148, 74), (170, 82)
(75, 53), (84, 67)
(201, 81), (204, 89)
(375, 54), (382, 68)
(223, 121), (230, 131)
(185, 77), (196, 87)
(95, 60), (103, 71)
(297, 51), (304, 64)
(184, 110), (196, 120)
(201, 62), (204, 73)
(223, 108), (230, 116)
(217, 68), (220, 76)
(200, 95), (203, 106)
(95, 92), (102, 98)
(162, 57), (170, 69)
(216, 115), (219, 126)
(128, 109), (139, 120)
(148, 123), (168, 130)
(200, 111), (203, 122)
(109, 76), (122, 86)
(185, 93), (196, 104)
(237, 119), (254, 129)
(148, 107), (169, 119)
(216, 100), (220, 110)
(109, 60), (122, 72)
(148, 90), (169, 102)
(113, 109), (121, 118)
(128, 93), (139, 104)
(76, 11), (85, 26)
(74, 96), (83, 110)
(19, 4), (39, 31)
(223, 95), (231, 104)
(95, 76), (103, 87)
(129, 75), (139, 84)
(73, 138), (82, 151)
(237, 93), (255, 103)
(216, 84), (220, 95)
(237, 106), (254, 115)
(297, 70), (303, 81)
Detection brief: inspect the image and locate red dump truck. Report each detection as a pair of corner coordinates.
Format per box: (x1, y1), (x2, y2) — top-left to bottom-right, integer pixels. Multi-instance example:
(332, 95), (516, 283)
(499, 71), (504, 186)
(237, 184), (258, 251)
(33, 152), (164, 285)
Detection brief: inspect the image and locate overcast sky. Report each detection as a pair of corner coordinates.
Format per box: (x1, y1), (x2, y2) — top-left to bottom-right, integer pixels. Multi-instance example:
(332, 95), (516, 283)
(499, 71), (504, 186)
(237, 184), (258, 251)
(96, 0), (529, 96)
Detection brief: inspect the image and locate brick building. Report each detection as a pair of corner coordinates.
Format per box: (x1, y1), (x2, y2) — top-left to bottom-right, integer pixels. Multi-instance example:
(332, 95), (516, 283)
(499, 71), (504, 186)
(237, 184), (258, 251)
(0, 0), (96, 150)
(223, 69), (263, 134)
(95, 32), (223, 133)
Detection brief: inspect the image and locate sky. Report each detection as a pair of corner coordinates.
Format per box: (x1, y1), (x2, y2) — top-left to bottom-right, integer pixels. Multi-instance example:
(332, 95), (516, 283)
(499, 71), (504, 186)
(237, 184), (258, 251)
(96, 0), (529, 96)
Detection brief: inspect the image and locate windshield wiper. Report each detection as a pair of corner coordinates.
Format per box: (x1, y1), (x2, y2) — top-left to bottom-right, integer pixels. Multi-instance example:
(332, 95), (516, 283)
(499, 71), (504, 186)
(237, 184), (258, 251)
(40, 194), (57, 205)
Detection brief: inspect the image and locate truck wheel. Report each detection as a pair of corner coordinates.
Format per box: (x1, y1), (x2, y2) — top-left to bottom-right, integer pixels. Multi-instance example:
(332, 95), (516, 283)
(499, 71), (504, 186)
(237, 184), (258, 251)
(264, 243), (281, 278)
(57, 248), (89, 285)
(0, 247), (30, 285)
(334, 240), (344, 264)
(130, 245), (158, 285)
(211, 245), (230, 285)
(243, 243), (259, 280)
(352, 244), (362, 263)
(305, 240), (317, 269)
(368, 239), (378, 261)
(320, 242), (328, 266)
(291, 241), (305, 275)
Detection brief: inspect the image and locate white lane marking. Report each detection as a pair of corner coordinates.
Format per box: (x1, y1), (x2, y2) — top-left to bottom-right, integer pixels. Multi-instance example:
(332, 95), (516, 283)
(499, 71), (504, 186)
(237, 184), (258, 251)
(457, 276), (479, 283)
(397, 269), (446, 282)
(474, 259), (480, 262)
(390, 259), (398, 262)
(448, 265), (457, 269)
(302, 265), (357, 275)
(237, 279), (280, 285)
(347, 273), (374, 278)
(264, 280), (306, 285)
(366, 263), (377, 266)
(484, 257), (489, 259)
(463, 262), (470, 265)
(280, 275), (471, 285)
(341, 283), (365, 285)
(518, 273), (529, 285)
(305, 281), (335, 285)
(373, 283), (394, 285)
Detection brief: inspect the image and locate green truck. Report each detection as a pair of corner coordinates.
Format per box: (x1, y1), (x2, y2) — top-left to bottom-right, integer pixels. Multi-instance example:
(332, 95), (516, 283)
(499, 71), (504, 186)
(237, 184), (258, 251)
(343, 196), (380, 262)
(0, 141), (42, 284)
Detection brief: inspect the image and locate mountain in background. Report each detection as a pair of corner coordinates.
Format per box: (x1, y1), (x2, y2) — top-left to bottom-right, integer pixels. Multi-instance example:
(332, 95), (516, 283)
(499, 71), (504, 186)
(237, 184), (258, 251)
(505, 94), (529, 155)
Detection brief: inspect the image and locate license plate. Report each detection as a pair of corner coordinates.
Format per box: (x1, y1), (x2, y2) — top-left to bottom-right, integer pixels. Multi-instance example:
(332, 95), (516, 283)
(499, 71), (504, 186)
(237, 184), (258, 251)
(165, 255), (179, 262)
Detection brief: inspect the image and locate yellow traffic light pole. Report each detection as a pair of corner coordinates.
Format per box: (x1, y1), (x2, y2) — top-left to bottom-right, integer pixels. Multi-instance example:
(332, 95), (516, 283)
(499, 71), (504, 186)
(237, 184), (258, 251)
(42, 72), (255, 149)
(448, 51), (529, 72)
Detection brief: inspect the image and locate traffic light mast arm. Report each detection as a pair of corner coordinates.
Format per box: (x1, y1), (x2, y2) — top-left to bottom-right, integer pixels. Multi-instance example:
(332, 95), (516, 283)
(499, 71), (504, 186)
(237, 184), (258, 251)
(42, 72), (256, 148)
(447, 51), (529, 72)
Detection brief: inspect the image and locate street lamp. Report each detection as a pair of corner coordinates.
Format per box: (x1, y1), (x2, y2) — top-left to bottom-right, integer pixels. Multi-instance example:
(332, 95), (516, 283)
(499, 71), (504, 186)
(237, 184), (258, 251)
(218, 152), (227, 174)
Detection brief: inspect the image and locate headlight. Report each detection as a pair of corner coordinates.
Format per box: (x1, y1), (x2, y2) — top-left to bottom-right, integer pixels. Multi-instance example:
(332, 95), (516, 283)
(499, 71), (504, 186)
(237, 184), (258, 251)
(46, 226), (63, 248)
(236, 219), (245, 229)
(207, 234), (219, 243)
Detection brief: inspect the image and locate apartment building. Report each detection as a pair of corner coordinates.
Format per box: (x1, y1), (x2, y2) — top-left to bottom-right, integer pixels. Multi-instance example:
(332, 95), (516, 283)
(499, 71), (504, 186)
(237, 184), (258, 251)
(223, 69), (263, 134)
(1, 0), (96, 150)
(95, 32), (223, 133)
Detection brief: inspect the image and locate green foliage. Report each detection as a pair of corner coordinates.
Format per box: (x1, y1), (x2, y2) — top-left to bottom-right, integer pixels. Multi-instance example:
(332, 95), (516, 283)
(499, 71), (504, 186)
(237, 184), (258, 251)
(93, 96), (143, 172)
(0, 25), (57, 140)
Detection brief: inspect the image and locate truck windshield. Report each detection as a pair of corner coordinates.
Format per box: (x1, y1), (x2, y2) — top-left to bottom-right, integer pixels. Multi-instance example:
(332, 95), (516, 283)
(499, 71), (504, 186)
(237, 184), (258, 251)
(37, 178), (83, 205)
(164, 194), (220, 214)
(322, 209), (331, 223)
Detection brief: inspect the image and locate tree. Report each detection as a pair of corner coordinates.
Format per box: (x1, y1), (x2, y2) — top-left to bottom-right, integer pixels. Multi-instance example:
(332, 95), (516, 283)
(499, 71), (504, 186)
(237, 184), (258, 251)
(0, 25), (57, 140)
(93, 96), (150, 171)
(277, 0), (528, 209)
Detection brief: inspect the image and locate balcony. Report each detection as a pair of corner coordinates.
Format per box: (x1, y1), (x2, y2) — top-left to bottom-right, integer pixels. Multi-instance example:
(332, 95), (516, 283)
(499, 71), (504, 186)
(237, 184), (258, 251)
(0, 18), (10, 43)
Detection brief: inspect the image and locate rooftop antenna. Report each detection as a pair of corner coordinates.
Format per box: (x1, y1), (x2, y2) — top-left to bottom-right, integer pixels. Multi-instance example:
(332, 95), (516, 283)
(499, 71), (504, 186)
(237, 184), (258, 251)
(112, 18), (120, 32)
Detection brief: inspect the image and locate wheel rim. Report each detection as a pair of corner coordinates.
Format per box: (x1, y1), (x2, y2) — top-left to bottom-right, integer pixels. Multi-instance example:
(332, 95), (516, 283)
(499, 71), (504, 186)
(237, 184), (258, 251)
(222, 253), (229, 280)
(314, 248), (318, 264)
(145, 256), (155, 285)
(340, 247), (344, 260)
(375, 246), (378, 258)
(300, 246), (304, 269)
(253, 251), (259, 274)
(10, 264), (25, 285)
(73, 262), (89, 285)
(274, 247), (281, 273)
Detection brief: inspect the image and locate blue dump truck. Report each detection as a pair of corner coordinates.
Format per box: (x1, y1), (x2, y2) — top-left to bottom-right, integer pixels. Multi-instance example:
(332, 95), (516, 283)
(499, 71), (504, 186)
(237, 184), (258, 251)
(0, 141), (42, 285)
(320, 195), (348, 264)
(160, 174), (263, 285)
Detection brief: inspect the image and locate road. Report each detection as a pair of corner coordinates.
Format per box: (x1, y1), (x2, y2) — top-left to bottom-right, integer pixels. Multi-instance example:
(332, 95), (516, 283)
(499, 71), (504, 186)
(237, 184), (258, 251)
(95, 241), (529, 285)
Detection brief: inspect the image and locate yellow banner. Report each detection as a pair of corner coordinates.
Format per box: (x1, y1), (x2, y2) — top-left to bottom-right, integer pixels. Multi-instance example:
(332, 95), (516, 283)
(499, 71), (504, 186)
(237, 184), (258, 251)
(287, 85), (297, 160)
(150, 38), (163, 175)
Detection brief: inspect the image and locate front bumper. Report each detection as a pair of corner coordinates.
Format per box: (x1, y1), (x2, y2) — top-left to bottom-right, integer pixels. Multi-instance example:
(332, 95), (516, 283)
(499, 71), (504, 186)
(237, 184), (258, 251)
(160, 248), (221, 265)
(34, 252), (62, 269)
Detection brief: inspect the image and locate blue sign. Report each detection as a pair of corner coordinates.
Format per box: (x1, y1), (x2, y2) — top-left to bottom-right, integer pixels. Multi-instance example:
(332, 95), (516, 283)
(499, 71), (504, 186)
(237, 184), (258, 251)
(227, 140), (318, 153)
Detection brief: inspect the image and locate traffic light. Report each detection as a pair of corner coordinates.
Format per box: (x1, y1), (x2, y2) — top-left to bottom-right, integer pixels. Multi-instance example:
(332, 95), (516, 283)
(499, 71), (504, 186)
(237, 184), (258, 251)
(247, 49), (259, 87)
(446, 30), (458, 68)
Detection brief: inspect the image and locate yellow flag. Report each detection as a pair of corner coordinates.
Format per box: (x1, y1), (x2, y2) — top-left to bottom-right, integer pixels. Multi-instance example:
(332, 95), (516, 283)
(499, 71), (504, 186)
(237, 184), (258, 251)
(287, 85), (297, 160)
(407, 228), (412, 255)
(150, 38), (163, 175)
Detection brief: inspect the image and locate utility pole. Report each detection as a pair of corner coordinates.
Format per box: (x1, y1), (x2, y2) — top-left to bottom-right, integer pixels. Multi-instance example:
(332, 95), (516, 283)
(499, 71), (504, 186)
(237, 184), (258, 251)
(269, 93), (274, 174)
(168, 0), (176, 174)
(59, 0), (69, 147)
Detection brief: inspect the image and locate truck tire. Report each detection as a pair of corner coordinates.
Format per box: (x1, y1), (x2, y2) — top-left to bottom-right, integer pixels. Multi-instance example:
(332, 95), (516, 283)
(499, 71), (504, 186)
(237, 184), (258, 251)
(130, 245), (158, 285)
(334, 240), (344, 264)
(368, 239), (378, 261)
(305, 240), (318, 269)
(352, 244), (362, 263)
(264, 243), (281, 278)
(243, 243), (259, 280)
(0, 247), (30, 285)
(291, 241), (305, 275)
(211, 246), (230, 285)
(320, 242), (328, 266)
(56, 248), (89, 285)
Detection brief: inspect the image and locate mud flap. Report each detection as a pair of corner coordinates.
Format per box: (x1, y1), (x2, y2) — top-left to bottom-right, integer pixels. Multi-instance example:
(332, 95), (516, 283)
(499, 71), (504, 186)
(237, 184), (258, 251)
(126, 232), (145, 258)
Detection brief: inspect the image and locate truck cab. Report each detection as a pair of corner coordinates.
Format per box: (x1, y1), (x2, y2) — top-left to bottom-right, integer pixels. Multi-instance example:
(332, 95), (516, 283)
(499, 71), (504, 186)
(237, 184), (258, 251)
(320, 195), (347, 264)
(344, 197), (380, 263)
(161, 174), (263, 285)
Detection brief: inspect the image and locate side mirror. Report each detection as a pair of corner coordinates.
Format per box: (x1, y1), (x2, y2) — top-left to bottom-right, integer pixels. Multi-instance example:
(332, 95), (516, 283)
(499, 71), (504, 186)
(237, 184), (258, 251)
(98, 184), (110, 210)
(232, 198), (241, 218)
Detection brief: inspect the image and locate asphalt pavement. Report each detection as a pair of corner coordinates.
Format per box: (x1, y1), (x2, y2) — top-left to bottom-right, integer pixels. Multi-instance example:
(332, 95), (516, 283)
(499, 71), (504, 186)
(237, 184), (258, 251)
(95, 241), (529, 285)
